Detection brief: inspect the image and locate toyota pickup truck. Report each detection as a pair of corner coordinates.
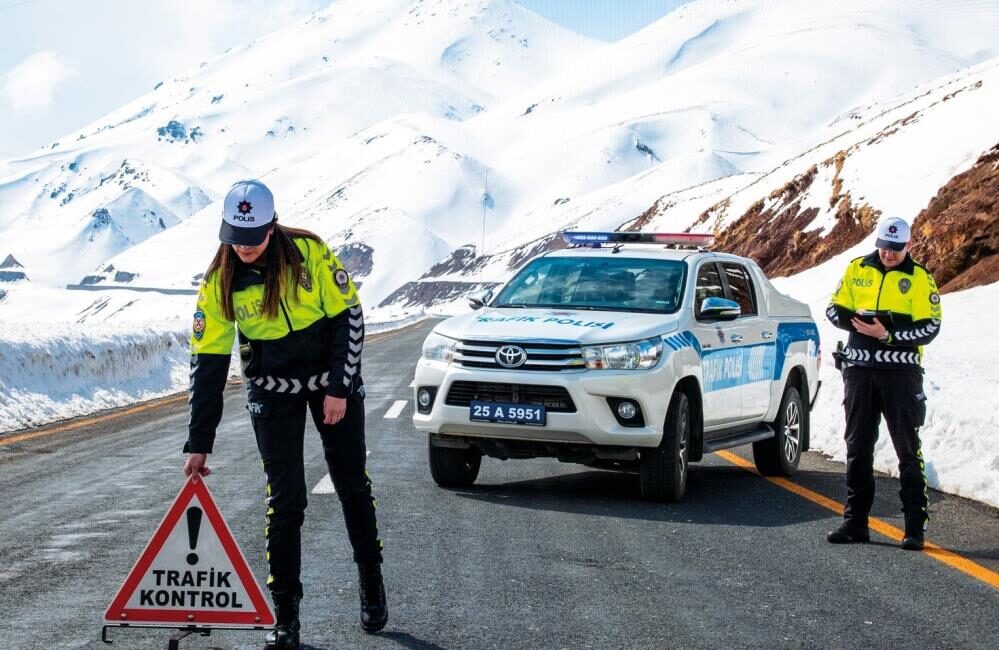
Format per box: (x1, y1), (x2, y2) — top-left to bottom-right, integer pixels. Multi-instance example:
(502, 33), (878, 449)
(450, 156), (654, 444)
(412, 231), (820, 501)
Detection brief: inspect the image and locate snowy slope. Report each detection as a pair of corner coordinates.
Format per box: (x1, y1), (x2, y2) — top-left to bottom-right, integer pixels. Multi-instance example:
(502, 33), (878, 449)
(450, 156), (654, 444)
(3, 0), (998, 304)
(2, 0), (999, 505)
(0, 0), (597, 291)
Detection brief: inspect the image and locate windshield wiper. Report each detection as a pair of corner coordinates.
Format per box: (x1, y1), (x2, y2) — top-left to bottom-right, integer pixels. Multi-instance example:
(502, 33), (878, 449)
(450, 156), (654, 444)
(492, 303), (527, 308)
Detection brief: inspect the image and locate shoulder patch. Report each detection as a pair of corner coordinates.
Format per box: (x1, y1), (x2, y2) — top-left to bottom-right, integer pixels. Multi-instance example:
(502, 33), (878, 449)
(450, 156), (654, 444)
(193, 310), (206, 339)
(929, 292), (940, 305)
(334, 268), (350, 289)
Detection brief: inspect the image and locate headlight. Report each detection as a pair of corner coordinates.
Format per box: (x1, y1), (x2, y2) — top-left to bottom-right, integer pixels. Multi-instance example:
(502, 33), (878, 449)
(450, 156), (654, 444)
(582, 337), (663, 370)
(422, 332), (458, 363)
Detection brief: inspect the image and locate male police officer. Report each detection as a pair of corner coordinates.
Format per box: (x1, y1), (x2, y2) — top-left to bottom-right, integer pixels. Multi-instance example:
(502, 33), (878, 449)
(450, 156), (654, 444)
(825, 217), (942, 550)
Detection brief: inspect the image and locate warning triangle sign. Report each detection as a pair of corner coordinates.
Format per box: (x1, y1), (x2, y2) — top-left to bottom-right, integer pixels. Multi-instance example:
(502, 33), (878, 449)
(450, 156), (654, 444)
(104, 477), (275, 628)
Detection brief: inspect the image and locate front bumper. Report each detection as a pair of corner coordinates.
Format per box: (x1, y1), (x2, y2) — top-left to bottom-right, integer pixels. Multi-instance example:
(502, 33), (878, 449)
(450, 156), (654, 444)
(411, 359), (673, 448)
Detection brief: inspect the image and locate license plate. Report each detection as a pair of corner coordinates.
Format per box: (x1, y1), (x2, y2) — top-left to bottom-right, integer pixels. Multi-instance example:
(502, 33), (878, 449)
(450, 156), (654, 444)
(469, 401), (546, 426)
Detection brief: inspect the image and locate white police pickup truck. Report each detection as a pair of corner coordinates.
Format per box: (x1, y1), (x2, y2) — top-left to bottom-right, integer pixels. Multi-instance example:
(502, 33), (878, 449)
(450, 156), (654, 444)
(412, 232), (820, 501)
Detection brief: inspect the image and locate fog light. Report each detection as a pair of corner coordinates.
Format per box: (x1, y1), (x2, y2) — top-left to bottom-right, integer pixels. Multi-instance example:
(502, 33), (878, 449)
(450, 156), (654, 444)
(418, 388), (432, 408)
(617, 401), (638, 420)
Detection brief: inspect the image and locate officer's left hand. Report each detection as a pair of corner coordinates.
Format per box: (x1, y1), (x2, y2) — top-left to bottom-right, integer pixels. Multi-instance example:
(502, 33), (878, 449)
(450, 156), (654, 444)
(323, 395), (347, 425)
(851, 317), (887, 340)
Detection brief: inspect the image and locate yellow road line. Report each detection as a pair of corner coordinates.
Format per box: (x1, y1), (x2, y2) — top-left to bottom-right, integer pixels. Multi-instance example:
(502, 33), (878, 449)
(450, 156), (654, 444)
(715, 450), (999, 590)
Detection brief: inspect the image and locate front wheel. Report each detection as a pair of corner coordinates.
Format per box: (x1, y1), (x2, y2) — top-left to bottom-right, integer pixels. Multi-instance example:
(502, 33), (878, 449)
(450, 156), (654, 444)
(428, 436), (481, 487)
(639, 391), (690, 501)
(753, 384), (804, 476)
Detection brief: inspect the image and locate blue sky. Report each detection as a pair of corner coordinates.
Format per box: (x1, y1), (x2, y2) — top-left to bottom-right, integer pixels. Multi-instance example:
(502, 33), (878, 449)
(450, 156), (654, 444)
(0, 0), (686, 158)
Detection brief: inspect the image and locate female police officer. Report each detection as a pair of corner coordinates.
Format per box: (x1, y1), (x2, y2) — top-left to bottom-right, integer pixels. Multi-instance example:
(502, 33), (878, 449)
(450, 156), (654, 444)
(182, 179), (387, 649)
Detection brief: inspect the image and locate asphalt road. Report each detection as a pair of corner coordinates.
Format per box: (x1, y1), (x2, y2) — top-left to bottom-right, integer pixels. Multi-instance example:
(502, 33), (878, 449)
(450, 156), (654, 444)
(1, 320), (997, 650)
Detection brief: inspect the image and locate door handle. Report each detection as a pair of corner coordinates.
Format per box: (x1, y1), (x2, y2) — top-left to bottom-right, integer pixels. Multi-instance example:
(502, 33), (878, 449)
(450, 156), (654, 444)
(730, 334), (743, 343)
(761, 331), (774, 340)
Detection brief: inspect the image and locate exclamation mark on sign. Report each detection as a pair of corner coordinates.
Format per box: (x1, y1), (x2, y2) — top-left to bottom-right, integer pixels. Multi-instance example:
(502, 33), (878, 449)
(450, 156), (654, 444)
(186, 506), (203, 566)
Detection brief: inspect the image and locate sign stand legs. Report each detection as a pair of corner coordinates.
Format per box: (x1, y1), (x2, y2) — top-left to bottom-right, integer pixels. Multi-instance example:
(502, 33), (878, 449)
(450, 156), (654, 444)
(169, 627), (211, 649)
(102, 625), (220, 648)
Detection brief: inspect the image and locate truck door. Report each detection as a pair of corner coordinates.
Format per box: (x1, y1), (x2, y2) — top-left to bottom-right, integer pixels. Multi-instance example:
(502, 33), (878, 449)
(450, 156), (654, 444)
(719, 262), (776, 420)
(691, 261), (743, 427)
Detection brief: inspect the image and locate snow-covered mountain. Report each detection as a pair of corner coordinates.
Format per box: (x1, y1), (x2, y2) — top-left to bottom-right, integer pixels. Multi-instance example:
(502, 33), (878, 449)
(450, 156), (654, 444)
(1, 0), (997, 311)
(2, 0), (999, 506)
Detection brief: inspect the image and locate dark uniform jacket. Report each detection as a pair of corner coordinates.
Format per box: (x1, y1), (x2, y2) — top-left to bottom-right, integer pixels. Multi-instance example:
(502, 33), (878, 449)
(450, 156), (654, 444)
(826, 251), (942, 368)
(185, 236), (364, 453)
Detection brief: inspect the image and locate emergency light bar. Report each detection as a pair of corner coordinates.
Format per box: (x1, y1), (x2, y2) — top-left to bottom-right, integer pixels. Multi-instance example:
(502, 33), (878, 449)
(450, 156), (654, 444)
(561, 231), (715, 248)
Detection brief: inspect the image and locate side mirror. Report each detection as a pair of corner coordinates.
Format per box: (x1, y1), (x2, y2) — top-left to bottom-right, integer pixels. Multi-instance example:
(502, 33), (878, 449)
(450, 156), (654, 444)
(468, 288), (493, 311)
(699, 297), (741, 320)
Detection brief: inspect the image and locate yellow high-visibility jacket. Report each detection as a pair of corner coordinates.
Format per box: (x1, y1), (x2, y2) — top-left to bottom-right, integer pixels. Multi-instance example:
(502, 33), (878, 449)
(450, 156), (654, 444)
(185, 235), (363, 453)
(826, 251), (942, 368)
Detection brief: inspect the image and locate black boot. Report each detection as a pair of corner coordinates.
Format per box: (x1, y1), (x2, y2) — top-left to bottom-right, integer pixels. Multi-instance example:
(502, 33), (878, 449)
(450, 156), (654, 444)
(902, 513), (926, 551)
(358, 563), (388, 633)
(264, 593), (301, 650)
(826, 521), (870, 544)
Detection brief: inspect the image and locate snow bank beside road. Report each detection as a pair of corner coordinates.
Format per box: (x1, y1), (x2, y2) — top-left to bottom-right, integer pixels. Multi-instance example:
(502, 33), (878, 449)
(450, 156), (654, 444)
(0, 310), (426, 434)
(0, 323), (190, 433)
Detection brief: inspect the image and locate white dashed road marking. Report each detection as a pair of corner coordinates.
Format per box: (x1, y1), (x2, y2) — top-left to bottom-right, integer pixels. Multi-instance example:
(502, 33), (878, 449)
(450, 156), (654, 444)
(383, 400), (408, 419)
(312, 474), (335, 495)
(312, 451), (371, 495)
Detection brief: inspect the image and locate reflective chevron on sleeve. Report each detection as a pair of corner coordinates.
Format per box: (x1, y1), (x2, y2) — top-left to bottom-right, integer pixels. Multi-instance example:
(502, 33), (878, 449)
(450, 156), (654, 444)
(825, 305), (839, 325)
(894, 319), (940, 342)
(254, 371), (330, 393)
(343, 306), (364, 389)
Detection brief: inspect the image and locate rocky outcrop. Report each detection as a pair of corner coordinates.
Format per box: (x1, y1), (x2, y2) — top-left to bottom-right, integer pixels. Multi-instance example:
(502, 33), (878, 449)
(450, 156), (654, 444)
(378, 280), (501, 308)
(706, 157), (879, 278)
(507, 234), (566, 269)
(1, 254), (24, 269)
(335, 242), (374, 278)
(910, 143), (999, 292)
(420, 246), (486, 279)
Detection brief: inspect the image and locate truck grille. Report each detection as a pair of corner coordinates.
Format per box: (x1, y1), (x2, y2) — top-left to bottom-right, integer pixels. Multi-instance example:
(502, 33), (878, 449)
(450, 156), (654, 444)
(445, 381), (577, 413)
(454, 339), (585, 372)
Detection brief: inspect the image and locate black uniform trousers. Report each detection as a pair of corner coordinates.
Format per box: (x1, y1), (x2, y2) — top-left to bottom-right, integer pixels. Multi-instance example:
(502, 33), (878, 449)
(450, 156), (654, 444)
(842, 365), (928, 531)
(249, 389), (382, 598)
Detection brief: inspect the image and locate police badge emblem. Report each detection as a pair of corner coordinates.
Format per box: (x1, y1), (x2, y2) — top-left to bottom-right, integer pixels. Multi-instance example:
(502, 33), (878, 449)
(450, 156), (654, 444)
(898, 278), (911, 294)
(300, 269), (313, 292)
(193, 310), (206, 340)
(334, 268), (350, 289)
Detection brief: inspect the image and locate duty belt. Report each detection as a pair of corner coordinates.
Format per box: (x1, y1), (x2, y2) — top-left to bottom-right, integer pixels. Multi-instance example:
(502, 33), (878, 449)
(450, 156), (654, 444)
(840, 347), (920, 366)
(249, 371), (330, 394)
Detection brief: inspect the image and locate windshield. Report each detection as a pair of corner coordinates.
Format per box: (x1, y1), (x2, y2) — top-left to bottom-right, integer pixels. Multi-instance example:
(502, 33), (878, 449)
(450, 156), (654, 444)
(493, 256), (686, 314)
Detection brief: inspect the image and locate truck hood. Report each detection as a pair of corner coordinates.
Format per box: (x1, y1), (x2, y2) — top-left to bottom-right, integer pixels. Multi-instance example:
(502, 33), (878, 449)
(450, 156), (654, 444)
(433, 307), (680, 344)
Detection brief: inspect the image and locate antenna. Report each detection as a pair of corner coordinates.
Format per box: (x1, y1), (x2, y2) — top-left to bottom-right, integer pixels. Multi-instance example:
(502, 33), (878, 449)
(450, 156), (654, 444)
(480, 171), (488, 285)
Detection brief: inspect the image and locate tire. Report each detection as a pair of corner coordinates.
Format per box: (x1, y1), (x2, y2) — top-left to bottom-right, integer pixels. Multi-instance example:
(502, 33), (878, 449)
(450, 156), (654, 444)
(753, 384), (804, 476)
(428, 435), (481, 487)
(640, 391), (690, 501)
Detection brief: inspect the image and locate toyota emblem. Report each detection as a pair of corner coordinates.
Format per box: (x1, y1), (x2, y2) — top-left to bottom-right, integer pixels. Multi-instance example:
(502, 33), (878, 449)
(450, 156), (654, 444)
(495, 345), (527, 368)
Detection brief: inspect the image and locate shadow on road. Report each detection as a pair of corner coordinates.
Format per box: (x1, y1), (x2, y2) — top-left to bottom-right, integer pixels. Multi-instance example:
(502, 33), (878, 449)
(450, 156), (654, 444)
(449, 464), (835, 527)
(380, 630), (452, 650)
